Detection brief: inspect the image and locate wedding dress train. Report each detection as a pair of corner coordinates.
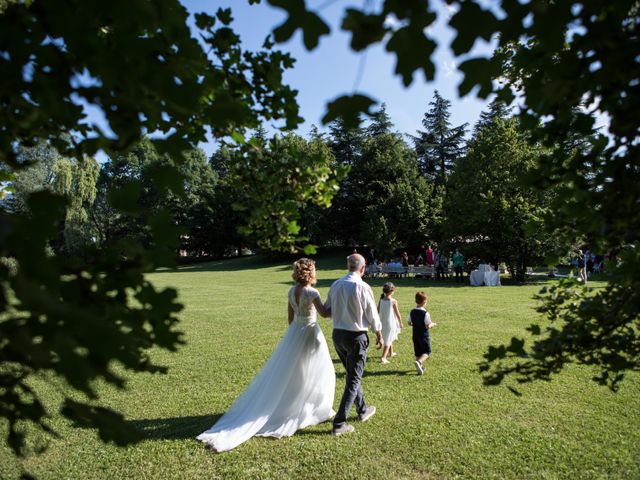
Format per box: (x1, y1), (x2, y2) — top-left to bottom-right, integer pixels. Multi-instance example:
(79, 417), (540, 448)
(196, 286), (335, 452)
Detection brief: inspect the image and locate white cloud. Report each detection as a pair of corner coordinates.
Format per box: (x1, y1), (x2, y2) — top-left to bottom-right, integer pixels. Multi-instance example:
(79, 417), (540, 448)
(443, 60), (456, 78)
(384, 14), (401, 29)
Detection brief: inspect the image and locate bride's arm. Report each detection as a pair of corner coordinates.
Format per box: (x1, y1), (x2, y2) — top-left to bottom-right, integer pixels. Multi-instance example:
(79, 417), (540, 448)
(313, 297), (331, 318)
(288, 303), (294, 324)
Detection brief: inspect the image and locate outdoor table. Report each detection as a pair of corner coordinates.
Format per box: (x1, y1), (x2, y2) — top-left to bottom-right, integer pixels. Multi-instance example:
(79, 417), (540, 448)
(469, 270), (484, 286)
(484, 270), (500, 286)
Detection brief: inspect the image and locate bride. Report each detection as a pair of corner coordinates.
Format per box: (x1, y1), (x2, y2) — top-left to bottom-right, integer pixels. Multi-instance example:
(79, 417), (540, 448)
(196, 258), (335, 452)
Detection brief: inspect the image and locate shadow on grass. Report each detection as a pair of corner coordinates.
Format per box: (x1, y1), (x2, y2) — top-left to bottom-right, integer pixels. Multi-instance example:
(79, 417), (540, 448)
(333, 368), (409, 379)
(364, 369), (409, 377)
(128, 413), (338, 440)
(159, 255), (284, 274)
(294, 428), (332, 437)
(127, 414), (223, 440)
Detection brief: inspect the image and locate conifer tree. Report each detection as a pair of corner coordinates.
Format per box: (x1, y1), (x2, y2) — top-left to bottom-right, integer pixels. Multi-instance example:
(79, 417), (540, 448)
(366, 102), (394, 137)
(412, 91), (467, 186)
(473, 98), (513, 134)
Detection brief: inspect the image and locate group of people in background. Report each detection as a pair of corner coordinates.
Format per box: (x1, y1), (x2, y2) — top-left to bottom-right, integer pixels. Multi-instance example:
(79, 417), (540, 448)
(367, 246), (467, 283)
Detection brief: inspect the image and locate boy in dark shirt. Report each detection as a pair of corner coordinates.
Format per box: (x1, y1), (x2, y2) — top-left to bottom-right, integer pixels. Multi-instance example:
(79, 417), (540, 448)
(407, 291), (437, 375)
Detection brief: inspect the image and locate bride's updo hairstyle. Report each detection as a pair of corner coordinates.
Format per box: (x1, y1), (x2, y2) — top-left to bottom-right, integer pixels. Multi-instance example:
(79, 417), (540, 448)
(292, 258), (316, 286)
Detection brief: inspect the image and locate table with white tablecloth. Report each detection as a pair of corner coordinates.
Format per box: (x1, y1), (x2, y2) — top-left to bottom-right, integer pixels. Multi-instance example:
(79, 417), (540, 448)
(469, 264), (500, 286)
(483, 270), (501, 286)
(469, 270), (484, 286)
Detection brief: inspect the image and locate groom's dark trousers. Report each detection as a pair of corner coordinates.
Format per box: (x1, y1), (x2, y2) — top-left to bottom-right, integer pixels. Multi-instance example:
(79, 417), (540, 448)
(332, 329), (368, 427)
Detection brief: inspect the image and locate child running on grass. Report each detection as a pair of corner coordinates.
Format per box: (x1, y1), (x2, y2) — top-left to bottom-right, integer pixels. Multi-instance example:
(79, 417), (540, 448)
(378, 282), (403, 364)
(407, 291), (437, 375)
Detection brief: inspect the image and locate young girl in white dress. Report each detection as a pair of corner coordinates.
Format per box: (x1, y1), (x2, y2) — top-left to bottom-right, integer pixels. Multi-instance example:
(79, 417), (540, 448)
(378, 282), (403, 364)
(196, 258), (335, 452)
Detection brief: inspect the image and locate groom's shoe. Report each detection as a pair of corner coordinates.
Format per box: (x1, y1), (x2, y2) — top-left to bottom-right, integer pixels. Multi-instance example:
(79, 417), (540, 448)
(357, 405), (376, 422)
(332, 424), (355, 436)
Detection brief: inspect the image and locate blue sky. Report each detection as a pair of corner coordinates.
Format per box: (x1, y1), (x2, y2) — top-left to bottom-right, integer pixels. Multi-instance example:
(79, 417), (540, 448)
(179, 0), (494, 156)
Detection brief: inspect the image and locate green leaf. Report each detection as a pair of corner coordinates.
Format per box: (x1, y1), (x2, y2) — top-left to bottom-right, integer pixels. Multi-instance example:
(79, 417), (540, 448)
(287, 220), (301, 235)
(194, 12), (216, 30)
(341, 9), (387, 52)
(216, 8), (233, 25)
(449, 2), (499, 55)
(386, 26), (436, 86)
(269, 0), (330, 50)
(458, 58), (501, 98)
(263, 34), (275, 49)
(148, 164), (185, 195)
(322, 94), (376, 129)
(231, 130), (245, 144)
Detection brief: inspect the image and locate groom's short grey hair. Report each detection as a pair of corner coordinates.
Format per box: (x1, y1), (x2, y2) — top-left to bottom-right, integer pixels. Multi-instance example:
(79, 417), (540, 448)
(347, 254), (365, 272)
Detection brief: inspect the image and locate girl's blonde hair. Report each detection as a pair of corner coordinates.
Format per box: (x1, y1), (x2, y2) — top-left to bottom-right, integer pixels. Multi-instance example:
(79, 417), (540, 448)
(292, 258), (316, 285)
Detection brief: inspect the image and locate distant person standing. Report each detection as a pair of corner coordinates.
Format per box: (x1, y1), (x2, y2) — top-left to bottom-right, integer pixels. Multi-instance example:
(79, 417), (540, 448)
(425, 245), (434, 267)
(452, 249), (465, 283)
(325, 254), (383, 436)
(368, 248), (376, 266)
(577, 248), (587, 283)
(436, 252), (449, 280)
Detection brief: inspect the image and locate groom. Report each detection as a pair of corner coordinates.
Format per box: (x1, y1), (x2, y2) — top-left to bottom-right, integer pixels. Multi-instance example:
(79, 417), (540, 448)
(325, 253), (383, 436)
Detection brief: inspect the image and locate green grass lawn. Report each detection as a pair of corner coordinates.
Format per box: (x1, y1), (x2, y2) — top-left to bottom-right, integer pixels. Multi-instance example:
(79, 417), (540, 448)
(2, 253), (639, 479)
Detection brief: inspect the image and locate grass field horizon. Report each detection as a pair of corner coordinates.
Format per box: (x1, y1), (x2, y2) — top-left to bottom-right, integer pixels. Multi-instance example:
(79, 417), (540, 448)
(2, 253), (639, 479)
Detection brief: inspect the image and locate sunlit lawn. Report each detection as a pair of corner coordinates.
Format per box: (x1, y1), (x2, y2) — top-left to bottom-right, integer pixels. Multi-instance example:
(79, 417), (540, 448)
(2, 253), (639, 479)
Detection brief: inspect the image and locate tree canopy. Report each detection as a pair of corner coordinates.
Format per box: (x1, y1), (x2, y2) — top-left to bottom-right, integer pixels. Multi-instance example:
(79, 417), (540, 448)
(411, 91), (467, 185)
(1, 0), (638, 470)
(444, 115), (554, 280)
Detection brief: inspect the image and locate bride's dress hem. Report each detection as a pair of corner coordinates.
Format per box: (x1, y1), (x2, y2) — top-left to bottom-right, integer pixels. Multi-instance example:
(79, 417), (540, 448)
(196, 409), (336, 452)
(196, 286), (336, 453)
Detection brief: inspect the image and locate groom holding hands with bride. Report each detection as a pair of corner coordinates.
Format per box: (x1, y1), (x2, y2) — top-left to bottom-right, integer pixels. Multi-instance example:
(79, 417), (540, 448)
(326, 253), (383, 436)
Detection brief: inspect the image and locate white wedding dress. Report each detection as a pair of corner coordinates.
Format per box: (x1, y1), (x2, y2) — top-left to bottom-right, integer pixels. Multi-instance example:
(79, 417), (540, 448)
(196, 286), (335, 452)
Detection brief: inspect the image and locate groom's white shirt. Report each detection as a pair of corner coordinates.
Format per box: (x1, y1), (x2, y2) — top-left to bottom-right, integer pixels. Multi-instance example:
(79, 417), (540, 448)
(326, 272), (381, 332)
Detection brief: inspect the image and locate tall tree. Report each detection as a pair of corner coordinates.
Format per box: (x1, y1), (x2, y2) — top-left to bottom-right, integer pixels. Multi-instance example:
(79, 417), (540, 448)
(473, 98), (513, 134)
(325, 117), (364, 245)
(10, 143), (99, 255)
(93, 138), (216, 254)
(444, 116), (554, 280)
(366, 102), (394, 137)
(411, 91), (467, 186)
(328, 116), (364, 167)
(228, 132), (346, 254)
(351, 131), (438, 254)
(200, 146), (248, 257)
